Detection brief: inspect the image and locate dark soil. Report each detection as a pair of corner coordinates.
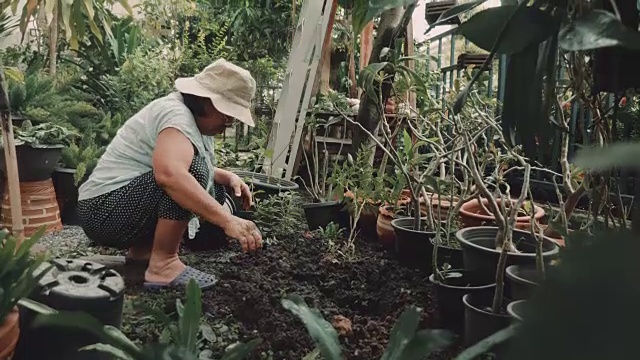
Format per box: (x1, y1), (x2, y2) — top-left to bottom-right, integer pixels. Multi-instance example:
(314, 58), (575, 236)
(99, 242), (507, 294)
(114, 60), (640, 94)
(121, 233), (464, 359)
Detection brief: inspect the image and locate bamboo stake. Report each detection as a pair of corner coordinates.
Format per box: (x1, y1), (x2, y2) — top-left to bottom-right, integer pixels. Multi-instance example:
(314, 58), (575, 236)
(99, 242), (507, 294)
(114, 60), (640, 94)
(0, 65), (24, 242)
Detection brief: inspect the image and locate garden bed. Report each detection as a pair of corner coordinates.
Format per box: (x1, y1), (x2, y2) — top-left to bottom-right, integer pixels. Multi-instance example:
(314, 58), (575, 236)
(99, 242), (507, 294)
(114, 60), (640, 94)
(124, 232), (461, 359)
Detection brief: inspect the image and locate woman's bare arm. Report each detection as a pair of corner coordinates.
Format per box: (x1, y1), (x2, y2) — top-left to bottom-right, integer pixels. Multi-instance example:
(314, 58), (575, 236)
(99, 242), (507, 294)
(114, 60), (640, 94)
(152, 128), (233, 228)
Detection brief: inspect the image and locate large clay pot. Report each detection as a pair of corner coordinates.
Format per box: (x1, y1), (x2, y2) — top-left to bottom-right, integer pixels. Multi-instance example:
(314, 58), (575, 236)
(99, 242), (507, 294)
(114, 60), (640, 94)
(422, 193), (460, 221)
(344, 191), (381, 236)
(459, 198), (545, 228)
(377, 205), (398, 250)
(0, 308), (19, 360)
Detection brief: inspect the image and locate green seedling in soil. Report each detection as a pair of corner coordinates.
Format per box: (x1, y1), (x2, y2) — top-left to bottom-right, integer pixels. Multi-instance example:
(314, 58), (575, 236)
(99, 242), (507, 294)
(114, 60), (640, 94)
(314, 222), (345, 242)
(254, 191), (305, 242)
(282, 294), (454, 360)
(30, 279), (262, 360)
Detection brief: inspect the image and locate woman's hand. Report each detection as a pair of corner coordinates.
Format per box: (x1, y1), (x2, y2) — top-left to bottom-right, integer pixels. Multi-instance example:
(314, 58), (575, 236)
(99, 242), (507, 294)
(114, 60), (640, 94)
(227, 173), (253, 210)
(222, 216), (262, 252)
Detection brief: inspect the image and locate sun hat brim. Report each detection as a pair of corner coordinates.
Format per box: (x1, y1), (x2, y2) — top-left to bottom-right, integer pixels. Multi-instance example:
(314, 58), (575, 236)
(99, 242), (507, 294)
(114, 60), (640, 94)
(175, 77), (255, 127)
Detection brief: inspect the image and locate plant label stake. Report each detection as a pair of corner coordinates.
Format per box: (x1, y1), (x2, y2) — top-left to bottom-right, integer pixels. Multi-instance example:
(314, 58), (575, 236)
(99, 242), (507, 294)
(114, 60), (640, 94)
(0, 66), (24, 242)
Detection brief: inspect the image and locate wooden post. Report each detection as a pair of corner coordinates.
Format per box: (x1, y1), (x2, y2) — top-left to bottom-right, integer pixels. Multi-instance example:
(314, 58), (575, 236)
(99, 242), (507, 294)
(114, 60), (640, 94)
(0, 66), (24, 242)
(289, 0), (339, 179)
(358, 22), (374, 98)
(310, 0), (339, 98)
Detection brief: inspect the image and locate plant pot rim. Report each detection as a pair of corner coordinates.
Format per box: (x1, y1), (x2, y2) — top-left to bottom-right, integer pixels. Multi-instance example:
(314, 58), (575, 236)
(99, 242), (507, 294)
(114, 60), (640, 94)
(456, 226), (560, 258)
(506, 299), (526, 322)
(379, 204), (427, 218)
(391, 217), (440, 234)
(17, 143), (65, 149)
(459, 198), (545, 223)
(505, 264), (539, 287)
(231, 170), (299, 191)
(428, 269), (496, 290)
(302, 200), (340, 209)
(462, 293), (511, 319)
(54, 166), (77, 174)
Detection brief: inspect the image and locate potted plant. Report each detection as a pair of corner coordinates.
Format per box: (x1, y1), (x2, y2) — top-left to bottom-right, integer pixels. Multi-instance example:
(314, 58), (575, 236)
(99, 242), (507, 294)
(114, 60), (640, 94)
(0, 227), (50, 360)
(297, 115), (344, 230)
(333, 146), (405, 237)
(0, 121), (77, 182)
(449, 111), (558, 347)
(53, 135), (105, 225)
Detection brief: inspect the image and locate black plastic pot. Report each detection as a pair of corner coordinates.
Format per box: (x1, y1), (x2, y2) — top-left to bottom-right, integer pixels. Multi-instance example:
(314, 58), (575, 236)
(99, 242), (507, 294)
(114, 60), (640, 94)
(392, 217), (463, 270)
(231, 170), (299, 199)
(429, 269), (495, 332)
(433, 240), (464, 270)
(302, 201), (342, 230)
(463, 293), (512, 349)
(391, 217), (437, 270)
(506, 299), (527, 323)
(505, 264), (539, 301)
(52, 167), (81, 225)
(0, 144), (64, 182)
(456, 227), (560, 278)
(15, 259), (125, 360)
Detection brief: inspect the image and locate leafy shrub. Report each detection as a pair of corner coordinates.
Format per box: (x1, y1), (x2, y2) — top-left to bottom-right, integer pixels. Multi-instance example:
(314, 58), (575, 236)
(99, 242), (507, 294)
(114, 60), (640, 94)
(102, 45), (180, 117)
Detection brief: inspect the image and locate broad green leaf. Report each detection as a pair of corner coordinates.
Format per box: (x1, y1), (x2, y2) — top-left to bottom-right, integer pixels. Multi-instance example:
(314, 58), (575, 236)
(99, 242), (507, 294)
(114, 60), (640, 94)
(381, 306), (422, 360)
(180, 279), (203, 352)
(352, 0), (418, 35)
(282, 295), (342, 360)
(453, 2), (528, 114)
(558, 10), (640, 51)
(220, 338), (263, 360)
(80, 343), (135, 360)
(17, 298), (57, 315)
(573, 142), (640, 170)
(103, 325), (142, 356)
(458, 5), (560, 55)
(397, 329), (454, 360)
(454, 325), (518, 360)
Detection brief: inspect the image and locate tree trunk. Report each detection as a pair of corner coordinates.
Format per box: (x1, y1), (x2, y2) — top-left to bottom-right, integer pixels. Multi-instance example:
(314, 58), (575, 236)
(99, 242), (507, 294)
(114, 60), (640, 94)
(351, 5), (415, 155)
(347, 11), (357, 98)
(48, 4), (58, 76)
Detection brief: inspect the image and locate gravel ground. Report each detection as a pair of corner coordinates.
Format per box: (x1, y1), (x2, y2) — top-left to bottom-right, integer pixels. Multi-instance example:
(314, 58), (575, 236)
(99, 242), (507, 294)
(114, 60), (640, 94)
(37, 225), (106, 259)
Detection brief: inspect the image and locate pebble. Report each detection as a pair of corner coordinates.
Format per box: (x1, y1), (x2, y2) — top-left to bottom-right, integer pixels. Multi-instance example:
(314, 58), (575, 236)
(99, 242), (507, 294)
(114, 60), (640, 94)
(36, 226), (91, 258)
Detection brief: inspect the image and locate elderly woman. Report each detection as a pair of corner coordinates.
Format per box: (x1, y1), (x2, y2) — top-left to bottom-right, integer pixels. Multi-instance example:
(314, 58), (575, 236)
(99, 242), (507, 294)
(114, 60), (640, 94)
(77, 59), (262, 291)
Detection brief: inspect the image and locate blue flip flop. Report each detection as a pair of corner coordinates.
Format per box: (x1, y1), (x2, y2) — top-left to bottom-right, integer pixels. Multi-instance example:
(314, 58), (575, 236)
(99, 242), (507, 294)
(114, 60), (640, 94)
(143, 266), (218, 291)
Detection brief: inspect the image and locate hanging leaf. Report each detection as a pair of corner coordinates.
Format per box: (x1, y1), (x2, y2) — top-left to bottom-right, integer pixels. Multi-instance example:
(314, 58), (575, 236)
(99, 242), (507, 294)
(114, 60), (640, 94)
(429, 0), (488, 29)
(573, 142), (640, 170)
(282, 295), (342, 360)
(458, 4), (560, 55)
(352, 0), (418, 35)
(558, 10), (640, 51)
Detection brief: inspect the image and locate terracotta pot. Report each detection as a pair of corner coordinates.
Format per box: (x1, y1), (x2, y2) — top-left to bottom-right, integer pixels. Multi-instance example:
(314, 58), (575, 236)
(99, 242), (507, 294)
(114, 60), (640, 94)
(421, 193), (460, 221)
(376, 205), (397, 250)
(0, 308), (20, 360)
(514, 222), (566, 247)
(376, 204), (428, 251)
(459, 198), (545, 228)
(344, 191), (380, 234)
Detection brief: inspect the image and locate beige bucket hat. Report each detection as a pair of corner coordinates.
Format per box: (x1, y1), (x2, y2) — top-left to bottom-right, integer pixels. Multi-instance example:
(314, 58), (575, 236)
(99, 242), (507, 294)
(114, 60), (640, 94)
(175, 59), (257, 127)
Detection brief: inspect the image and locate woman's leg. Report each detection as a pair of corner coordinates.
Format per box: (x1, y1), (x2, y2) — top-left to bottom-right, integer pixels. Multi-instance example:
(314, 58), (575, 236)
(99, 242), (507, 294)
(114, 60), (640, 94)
(78, 154), (217, 288)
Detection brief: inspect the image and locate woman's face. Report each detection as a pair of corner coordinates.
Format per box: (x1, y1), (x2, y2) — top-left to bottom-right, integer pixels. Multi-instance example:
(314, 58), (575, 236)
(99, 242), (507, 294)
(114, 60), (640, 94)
(196, 99), (236, 136)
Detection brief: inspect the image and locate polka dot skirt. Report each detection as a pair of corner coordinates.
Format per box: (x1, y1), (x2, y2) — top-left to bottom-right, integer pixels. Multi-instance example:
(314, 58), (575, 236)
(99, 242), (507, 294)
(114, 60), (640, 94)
(78, 155), (229, 249)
